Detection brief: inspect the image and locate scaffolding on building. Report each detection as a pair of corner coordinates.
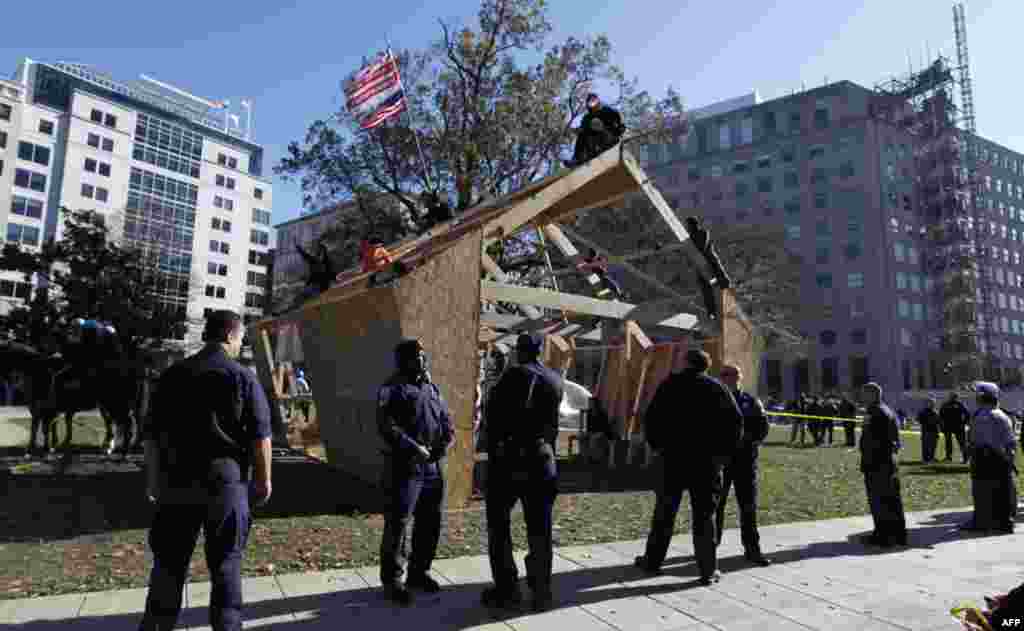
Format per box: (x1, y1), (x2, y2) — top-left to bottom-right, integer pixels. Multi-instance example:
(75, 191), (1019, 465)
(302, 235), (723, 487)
(871, 3), (995, 386)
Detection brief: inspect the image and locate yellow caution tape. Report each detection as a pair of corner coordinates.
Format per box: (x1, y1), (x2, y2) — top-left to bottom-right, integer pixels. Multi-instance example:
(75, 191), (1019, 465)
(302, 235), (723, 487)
(767, 411), (864, 423)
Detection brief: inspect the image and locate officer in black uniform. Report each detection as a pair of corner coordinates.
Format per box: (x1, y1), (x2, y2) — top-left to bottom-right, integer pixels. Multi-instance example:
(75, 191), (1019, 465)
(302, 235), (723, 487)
(377, 339), (454, 605)
(714, 364), (771, 566)
(564, 93), (626, 168)
(138, 310), (273, 631)
(940, 392), (970, 464)
(839, 395), (858, 447)
(858, 382), (907, 547)
(482, 333), (563, 612)
(635, 349), (743, 585)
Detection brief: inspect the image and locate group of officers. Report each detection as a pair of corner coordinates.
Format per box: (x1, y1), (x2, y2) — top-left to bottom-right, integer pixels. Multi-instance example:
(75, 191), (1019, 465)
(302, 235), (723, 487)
(133, 306), (1021, 630)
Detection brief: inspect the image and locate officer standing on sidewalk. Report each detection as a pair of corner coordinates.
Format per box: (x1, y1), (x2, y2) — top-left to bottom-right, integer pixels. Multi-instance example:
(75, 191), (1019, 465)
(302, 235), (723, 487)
(482, 333), (564, 612)
(377, 339), (454, 605)
(858, 382), (907, 548)
(138, 310), (273, 631)
(714, 364), (771, 566)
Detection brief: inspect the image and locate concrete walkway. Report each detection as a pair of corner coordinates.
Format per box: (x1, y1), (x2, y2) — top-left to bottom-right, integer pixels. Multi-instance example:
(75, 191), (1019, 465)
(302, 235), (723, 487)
(3, 507), (1020, 630)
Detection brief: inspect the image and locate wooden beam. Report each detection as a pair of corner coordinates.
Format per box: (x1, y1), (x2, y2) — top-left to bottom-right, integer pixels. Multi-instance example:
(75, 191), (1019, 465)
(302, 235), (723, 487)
(480, 280), (698, 329)
(620, 149), (717, 283)
(557, 225), (705, 314)
(482, 148), (624, 248)
(540, 224), (608, 298)
(481, 253), (544, 320)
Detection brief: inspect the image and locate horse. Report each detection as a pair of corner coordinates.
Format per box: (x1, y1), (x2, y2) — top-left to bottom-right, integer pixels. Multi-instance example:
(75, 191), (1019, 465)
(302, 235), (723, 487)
(19, 332), (145, 458)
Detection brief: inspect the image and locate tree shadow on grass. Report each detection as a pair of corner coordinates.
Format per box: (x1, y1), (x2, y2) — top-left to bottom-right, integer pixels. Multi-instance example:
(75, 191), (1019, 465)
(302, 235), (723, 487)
(0, 450), (384, 543)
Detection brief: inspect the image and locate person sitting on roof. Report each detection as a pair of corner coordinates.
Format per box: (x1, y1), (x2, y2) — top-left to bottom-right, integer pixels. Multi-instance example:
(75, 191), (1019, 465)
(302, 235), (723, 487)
(418, 191), (454, 233)
(564, 93), (626, 168)
(576, 248), (624, 301)
(360, 237), (394, 274)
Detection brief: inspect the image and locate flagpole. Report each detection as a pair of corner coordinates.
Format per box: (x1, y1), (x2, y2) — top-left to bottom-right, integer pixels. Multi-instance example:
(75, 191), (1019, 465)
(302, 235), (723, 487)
(386, 40), (433, 192)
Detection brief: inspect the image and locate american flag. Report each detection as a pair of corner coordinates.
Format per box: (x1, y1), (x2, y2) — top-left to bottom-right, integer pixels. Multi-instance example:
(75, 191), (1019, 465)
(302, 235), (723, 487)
(345, 51), (407, 130)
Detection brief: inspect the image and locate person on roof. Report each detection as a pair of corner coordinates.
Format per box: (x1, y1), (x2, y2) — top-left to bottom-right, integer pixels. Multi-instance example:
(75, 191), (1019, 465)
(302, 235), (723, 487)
(360, 237), (394, 274)
(419, 191), (454, 233)
(564, 93), (626, 168)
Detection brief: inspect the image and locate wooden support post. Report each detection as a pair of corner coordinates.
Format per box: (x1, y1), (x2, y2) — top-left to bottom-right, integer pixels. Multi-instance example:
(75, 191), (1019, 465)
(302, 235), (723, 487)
(540, 223), (609, 299)
(256, 327), (290, 448)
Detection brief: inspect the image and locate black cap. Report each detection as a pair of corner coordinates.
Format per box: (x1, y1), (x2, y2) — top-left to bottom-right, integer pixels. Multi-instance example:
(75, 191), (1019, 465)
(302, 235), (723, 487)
(516, 332), (544, 354)
(394, 338), (424, 360)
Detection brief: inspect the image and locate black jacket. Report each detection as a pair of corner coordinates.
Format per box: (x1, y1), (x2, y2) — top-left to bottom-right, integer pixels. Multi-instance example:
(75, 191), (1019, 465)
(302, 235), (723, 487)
(917, 408), (941, 432)
(939, 399), (969, 432)
(734, 390), (769, 450)
(859, 402), (900, 472)
(377, 372), (454, 474)
(485, 361), (563, 453)
(644, 369), (743, 462)
(580, 105), (626, 139)
(143, 346), (272, 487)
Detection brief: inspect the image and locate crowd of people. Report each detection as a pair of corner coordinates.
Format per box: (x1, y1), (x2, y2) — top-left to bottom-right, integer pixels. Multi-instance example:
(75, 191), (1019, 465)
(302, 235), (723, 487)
(129, 307), (1022, 629)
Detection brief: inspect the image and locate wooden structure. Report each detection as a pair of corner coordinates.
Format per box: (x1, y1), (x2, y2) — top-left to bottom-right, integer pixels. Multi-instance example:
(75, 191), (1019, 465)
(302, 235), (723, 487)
(250, 143), (755, 509)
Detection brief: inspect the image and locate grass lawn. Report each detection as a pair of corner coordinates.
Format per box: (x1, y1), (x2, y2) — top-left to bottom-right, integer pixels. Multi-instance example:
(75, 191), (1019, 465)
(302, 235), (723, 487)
(0, 422), (1012, 600)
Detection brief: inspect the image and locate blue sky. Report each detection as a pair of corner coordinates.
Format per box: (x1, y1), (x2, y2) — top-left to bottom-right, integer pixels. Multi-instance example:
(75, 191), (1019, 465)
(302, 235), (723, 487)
(1, 0), (1019, 228)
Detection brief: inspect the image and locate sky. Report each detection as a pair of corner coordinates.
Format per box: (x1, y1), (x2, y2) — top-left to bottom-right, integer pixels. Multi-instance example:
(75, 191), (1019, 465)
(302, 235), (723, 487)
(1, 0), (1020, 230)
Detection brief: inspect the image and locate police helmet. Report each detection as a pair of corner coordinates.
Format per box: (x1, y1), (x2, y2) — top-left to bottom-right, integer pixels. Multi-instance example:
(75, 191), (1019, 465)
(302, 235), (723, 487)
(394, 338), (424, 362)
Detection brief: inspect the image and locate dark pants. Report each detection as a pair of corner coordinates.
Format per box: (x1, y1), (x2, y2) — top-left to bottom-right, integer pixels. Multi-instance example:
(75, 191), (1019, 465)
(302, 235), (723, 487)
(863, 468), (907, 543)
(139, 483), (251, 631)
(643, 459), (724, 578)
(714, 450), (761, 553)
(970, 450), (1017, 530)
(843, 421), (857, 447)
(486, 473), (558, 594)
(921, 429), (939, 462)
(380, 473), (444, 585)
(943, 426), (969, 462)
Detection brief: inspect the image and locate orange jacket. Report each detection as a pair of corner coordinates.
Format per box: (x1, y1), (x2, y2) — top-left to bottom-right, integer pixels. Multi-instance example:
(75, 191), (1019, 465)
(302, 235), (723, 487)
(360, 241), (394, 273)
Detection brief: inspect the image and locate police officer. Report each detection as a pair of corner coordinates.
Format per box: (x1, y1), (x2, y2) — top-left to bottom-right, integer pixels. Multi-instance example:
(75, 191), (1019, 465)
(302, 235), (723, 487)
(377, 339), (453, 605)
(482, 333), (563, 612)
(635, 349), (743, 585)
(940, 392), (970, 463)
(138, 310), (273, 631)
(858, 382), (907, 548)
(839, 395), (858, 448)
(714, 364), (771, 566)
(961, 382), (1017, 534)
(917, 399), (941, 463)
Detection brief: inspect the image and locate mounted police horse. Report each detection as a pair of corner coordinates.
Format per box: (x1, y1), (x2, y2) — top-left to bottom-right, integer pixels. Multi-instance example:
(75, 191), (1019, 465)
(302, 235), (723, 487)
(16, 323), (146, 458)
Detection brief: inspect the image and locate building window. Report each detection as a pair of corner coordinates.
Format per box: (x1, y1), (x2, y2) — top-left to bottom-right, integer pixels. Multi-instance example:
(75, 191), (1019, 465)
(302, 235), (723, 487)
(0, 103), (11, 121)
(735, 181), (749, 198)
(38, 120), (54, 135)
(134, 112), (203, 179)
(17, 142), (50, 166)
(719, 123), (730, 150)
(6, 223), (40, 246)
(896, 271), (907, 290)
(851, 295), (865, 318)
(250, 229), (269, 246)
(756, 176), (772, 193)
(844, 241), (862, 260)
(247, 271), (267, 287)
(102, 137), (114, 152)
(90, 109), (103, 123)
(809, 145), (826, 160)
(207, 261), (218, 274)
(14, 168), (46, 193)
(847, 272), (864, 288)
(811, 167), (827, 186)
(87, 133), (100, 148)
(784, 171), (799, 188)
(228, 157), (238, 170)
(893, 242), (905, 262)
(819, 330), (837, 347)
(788, 112), (800, 134)
(785, 224), (801, 240)
(851, 329), (867, 344)
(814, 107), (830, 129)
(814, 192), (827, 209)
(898, 299), (910, 318)
(839, 160), (855, 179)
(216, 174), (225, 187)
(249, 250), (269, 266)
(912, 303), (924, 321)
(227, 177), (236, 190)
(217, 154), (227, 166)
(254, 187), (264, 200)
(214, 196), (223, 208)
(815, 247), (829, 264)
(245, 292), (264, 309)
(252, 209), (271, 225)
(816, 273), (832, 289)
(11, 196), (44, 219)
(84, 158), (97, 173)
(762, 111), (776, 134)
(98, 162), (111, 177)
(95, 187), (108, 203)
(104, 113), (117, 129)
(81, 183), (94, 199)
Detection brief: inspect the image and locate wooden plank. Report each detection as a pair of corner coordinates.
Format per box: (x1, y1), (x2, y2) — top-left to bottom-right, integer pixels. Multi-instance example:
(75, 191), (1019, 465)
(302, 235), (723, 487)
(479, 280), (698, 330)
(540, 224), (608, 298)
(558, 225), (703, 312)
(482, 148), (625, 248)
(620, 149), (717, 283)
(481, 253), (543, 320)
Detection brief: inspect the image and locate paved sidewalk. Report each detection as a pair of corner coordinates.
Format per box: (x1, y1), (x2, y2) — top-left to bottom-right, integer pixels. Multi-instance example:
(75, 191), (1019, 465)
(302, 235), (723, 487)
(3, 506), (1019, 630)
